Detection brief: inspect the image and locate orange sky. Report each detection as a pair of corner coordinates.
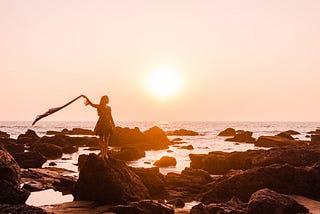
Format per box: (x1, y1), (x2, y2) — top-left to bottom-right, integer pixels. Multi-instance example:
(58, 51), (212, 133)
(1, 0), (319, 121)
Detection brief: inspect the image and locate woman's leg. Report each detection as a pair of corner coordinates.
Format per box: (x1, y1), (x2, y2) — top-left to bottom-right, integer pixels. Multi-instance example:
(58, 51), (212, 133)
(99, 136), (104, 157)
(104, 133), (110, 159)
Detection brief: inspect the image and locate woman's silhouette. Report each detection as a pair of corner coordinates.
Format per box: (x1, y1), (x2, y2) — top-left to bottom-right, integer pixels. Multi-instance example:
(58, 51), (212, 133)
(83, 95), (115, 159)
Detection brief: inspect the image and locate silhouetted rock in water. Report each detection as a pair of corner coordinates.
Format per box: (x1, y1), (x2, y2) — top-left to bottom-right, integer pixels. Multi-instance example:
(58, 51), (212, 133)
(218, 128), (236, 137)
(280, 130), (301, 135)
(49, 162), (56, 166)
(190, 147), (320, 174)
(199, 163), (320, 204)
(0, 130), (10, 138)
(178, 145), (194, 150)
(0, 204), (47, 214)
(255, 136), (307, 147)
(154, 156), (177, 167)
(110, 126), (170, 150)
(164, 168), (213, 201)
(32, 143), (63, 159)
(112, 147), (145, 161)
(12, 151), (47, 168)
(167, 150), (173, 153)
(308, 129), (320, 135)
(276, 132), (295, 140)
(0, 138), (24, 155)
(225, 131), (255, 143)
(190, 197), (246, 214)
(47, 128), (94, 135)
(167, 129), (199, 136)
(107, 200), (174, 214)
(131, 167), (167, 199)
(73, 154), (150, 204)
(0, 146), (30, 204)
(62, 145), (78, 154)
(17, 129), (40, 146)
(311, 135), (320, 145)
(38, 135), (99, 148)
(77, 154), (88, 170)
(21, 167), (76, 194)
(247, 188), (308, 214)
(167, 198), (185, 208)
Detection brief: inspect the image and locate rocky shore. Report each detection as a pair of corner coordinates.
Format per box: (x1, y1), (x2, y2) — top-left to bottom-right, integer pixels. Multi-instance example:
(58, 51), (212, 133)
(1, 126), (320, 213)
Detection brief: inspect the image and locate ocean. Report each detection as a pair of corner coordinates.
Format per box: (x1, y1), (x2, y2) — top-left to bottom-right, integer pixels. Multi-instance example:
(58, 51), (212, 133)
(1, 121), (319, 207)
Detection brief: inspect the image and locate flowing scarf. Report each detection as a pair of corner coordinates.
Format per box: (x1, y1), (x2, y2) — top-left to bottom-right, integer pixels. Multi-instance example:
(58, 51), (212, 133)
(32, 95), (84, 126)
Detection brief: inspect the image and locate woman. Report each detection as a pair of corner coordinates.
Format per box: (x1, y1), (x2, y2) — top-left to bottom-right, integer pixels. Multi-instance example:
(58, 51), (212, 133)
(83, 95), (115, 159)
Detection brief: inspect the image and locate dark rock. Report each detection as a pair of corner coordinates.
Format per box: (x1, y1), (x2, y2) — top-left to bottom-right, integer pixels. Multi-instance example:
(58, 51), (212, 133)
(199, 163), (320, 204)
(154, 156), (177, 167)
(49, 162), (57, 166)
(225, 131), (255, 143)
(247, 188), (308, 214)
(62, 145), (78, 154)
(32, 143), (62, 159)
(21, 167), (76, 194)
(167, 150), (173, 153)
(112, 147), (145, 161)
(0, 138), (24, 155)
(13, 151), (47, 168)
(178, 145), (194, 150)
(306, 135), (311, 138)
(38, 135), (99, 149)
(144, 161), (151, 164)
(311, 135), (320, 145)
(0, 146), (30, 204)
(167, 129), (199, 136)
(218, 128), (236, 137)
(167, 198), (185, 208)
(0, 130), (10, 138)
(77, 154), (88, 170)
(255, 136), (306, 147)
(0, 204), (47, 214)
(47, 128), (94, 135)
(108, 200), (174, 214)
(73, 154), (150, 204)
(276, 132), (295, 140)
(17, 129), (40, 146)
(307, 129), (320, 135)
(281, 130), (300, 135)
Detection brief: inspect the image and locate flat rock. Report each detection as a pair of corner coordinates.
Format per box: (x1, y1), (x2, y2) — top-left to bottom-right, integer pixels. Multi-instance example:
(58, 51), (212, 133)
(225, 131), (255, 143)
(167, 129), (199, 136)
(47, 128), (94, 135)
(255, 136), (307, 147)
(13, 151), (47, 168)
(0, 204), (47, 213)
(108, 200), (174, 214)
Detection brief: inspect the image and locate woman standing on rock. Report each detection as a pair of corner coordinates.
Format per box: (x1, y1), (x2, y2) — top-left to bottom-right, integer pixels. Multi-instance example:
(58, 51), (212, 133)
(83, 95), (115, 159)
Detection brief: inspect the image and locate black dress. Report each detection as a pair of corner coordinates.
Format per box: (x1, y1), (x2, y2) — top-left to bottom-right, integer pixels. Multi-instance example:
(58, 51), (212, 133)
(94, 105), (113, 137)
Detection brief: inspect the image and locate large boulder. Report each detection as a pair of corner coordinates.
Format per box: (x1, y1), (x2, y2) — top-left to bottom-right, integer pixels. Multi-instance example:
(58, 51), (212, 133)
(0, 138), (24, 155)
(199, 163), (320, 204)
(218, 128), (236, 137)
(0, 130), (10, 138)
(255, 136), (306, 147)
(17, 129), (40, 145)
(247, 188), (308, 214)
(112, 147), (145, 161)
(38, 135), (99, 149)
(12, 151), (47, 168)
(107, 200), (174, 214)
(0, 146), (30, 204)
(154, 156), (177, 167)
(311, 135), (320, 145)
(225, 131), (255, 143)
(0, 204), (47, 214)
(167, 129), (199, 136)
(73, 154), (150, 204)
(32, 143), (63, 159)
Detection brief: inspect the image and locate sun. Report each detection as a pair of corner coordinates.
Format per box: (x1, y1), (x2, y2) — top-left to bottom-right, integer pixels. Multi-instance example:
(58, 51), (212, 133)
(146, 67), (182, 99)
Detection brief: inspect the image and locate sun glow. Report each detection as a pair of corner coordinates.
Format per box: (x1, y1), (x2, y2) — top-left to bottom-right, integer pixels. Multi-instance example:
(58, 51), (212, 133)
(146, 67), (183, 99)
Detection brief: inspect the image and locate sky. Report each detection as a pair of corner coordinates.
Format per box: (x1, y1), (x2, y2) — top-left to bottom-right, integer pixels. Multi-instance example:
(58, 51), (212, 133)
(1, 0), (320, 122)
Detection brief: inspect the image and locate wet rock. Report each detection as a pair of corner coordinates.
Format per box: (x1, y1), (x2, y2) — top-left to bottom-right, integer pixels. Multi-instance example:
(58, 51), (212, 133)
(247, 188), (309, 214)
(307, 129), (320, 135)
(0, 146), (30, 204)
(108, 200), (174, 214)
(154, 156), (177, 167)
(77, 154), (88, 170)
(200, 163), (320, 204)
(167, 150), (173, 153)
(21, 167), (76, 194)
(255, 136), (306, 147)
(49, 162), (57, 166)
(0, 138), (24, 155)
(38, 135), (99, 149)
(167, 198), (185, 208)
(47, 128), (94, 135)
(225, 131), (255, 143)
(167, 129), (199, 136)
(276, 132), (295, 140)
(0, 130), (10, 138)
(12, 151), (47, 168)
(281, 130), (300, 135)
(132, 167), (167, 199)
(0, 204), (47, 214)
(311, 135), (320, 145)
(32, 143), (63, 159)
(112, 147), (145, 161)
(178, 145), (194, 150)
(218, 128), (236, 137)
(17, 129), (40, 146)
(62, 145), (78, 154)
(73, 154), (150, 204)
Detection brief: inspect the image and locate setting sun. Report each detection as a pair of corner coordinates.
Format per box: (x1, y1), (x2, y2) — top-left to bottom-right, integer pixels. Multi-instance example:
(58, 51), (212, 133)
(146, 67), (182, 99)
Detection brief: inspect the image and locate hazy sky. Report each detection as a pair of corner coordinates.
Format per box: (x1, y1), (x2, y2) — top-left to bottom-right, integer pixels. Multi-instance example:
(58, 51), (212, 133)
(1, 0), (320, 122)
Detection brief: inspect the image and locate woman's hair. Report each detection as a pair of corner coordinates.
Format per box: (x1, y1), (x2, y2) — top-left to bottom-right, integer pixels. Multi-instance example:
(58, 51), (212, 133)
(99, 95), (109, 105)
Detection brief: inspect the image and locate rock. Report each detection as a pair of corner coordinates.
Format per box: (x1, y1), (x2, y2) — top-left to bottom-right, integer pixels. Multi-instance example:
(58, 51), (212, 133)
(47, 128), (94, 135)
(167, 198), (185, 208)
(12, 151), (47, 168)
(38, 135), (99, 149)
(0, 204), (47, 213)
(17, 129), (40, 145)
(21, 167), (76, 194)
(190, 203), (209, 214)
(77, 154), (88, 170)
(311, 135), (320, 145)
(49, 162), (57, 166)
(62, 145), (78, 154)
(167, 129), (199, 136)
(255, 136), (306, 147)
(73, 154), (150, 204)
(0, 146), (30, 204)
(32, 143), (63, 159)
(281, 130), (301, 135)
(167, 150), (173, 153)
(178, 145), (194, 150)
(225, 131), (255, 143)
(144, 126), (171, 149)
(218, 128), (236, 137)
(0, 130), (10, 138)
(199, 163), (320, 204)
(247, 188), (309, 214)
(307, 129), (320, 135)
(108, 200), (174, 214)
(276, 132), (295, 140)
(0, 138), (24, 155)
(154, 156), (177, 167)
(112, 147), (145, 161)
